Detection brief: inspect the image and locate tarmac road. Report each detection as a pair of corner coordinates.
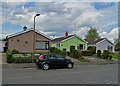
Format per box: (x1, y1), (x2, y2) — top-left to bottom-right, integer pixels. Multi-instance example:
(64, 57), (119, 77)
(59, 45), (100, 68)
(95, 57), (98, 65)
(2, 63), (118, 84)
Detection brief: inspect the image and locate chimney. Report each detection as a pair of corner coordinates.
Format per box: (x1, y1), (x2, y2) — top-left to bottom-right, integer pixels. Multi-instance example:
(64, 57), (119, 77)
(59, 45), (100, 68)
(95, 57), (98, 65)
(65, 32), (68, 38)
(23, 26), (27, 31)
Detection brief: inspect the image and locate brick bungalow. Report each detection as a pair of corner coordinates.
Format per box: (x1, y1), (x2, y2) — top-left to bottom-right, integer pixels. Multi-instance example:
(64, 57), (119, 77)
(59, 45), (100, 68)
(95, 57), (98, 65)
(6, 28), (52, 53)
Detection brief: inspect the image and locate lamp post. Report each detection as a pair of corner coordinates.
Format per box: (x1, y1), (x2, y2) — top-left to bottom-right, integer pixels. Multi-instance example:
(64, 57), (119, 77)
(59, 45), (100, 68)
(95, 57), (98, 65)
(33, 14), (40, 62)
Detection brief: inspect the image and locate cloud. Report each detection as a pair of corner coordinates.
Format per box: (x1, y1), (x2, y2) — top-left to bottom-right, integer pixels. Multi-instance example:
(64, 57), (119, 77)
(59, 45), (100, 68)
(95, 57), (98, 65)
(100, 27), (118, 42)
(1, 2), (118, 42)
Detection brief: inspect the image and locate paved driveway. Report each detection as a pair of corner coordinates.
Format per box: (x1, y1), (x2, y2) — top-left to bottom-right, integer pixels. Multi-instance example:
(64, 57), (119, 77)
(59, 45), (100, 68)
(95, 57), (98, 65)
(2, 63), (118, 84)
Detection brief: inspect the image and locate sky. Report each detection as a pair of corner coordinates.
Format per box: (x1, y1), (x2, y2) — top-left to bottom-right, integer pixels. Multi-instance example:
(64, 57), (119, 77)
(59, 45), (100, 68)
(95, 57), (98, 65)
(1, 1), (119, 43)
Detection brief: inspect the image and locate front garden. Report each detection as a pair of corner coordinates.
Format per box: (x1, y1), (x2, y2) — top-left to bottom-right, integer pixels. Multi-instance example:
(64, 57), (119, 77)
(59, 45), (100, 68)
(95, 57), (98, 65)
(6, 47), (66, 63)
(5, 46), (119, 63)
(67, 46), (119, 62)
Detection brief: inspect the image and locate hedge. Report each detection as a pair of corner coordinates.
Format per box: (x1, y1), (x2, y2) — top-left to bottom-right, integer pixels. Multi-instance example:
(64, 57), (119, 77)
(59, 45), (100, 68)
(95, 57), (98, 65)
(6, 49), (37, 63)
(80, 50), (93, 56)
(49, 47), (66, 58)
(87, 46), (96, 54)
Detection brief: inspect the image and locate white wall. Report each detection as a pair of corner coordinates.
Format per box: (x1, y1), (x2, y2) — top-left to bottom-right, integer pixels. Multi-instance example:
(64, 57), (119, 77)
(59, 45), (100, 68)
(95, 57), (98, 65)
(96, 39), (114, 53)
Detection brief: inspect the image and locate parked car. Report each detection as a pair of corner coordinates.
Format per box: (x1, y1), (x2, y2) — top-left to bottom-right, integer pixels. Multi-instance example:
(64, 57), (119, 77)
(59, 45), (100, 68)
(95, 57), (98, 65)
(36, 54), (74, 70)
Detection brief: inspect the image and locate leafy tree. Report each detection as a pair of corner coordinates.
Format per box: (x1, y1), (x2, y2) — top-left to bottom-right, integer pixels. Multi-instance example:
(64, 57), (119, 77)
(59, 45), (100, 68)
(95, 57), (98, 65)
(85, 27), (100, 40)
(114, 38), (120, 51)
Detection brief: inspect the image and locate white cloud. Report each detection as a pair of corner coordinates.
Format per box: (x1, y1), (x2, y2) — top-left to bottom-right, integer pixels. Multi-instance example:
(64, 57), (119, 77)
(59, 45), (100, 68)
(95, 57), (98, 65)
(72, 27), (90, 38)
(100, 27), (118, 42)
(1, 2), (118, 42)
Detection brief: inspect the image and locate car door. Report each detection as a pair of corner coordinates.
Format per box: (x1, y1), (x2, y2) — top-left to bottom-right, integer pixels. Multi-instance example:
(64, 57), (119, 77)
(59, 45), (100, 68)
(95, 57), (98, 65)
(55, 55), (67, 67)
(48, 55), (58, 68)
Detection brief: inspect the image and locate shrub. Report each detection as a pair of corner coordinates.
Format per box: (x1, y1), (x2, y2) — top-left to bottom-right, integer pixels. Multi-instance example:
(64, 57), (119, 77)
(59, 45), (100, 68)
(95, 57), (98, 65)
(87, 46), (96, 54)
(67, 52), (70, 56)
(80, 50), (93, 56)
(6, 49), (13, 63)
(12, 54), (32, 63)
(11, 49), (19, 54)
(12, 57), (32, 63)
(70, 53), (74, 58)
(73, 50), (82, 59)
(108, 55), (112, 60)
(49, 47), (66, 58)
(97, 50), (101, 58)
(103, 50), (110, 59)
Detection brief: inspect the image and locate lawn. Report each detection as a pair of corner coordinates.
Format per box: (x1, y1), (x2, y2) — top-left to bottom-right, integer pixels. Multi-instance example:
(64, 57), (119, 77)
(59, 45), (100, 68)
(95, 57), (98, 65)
(110, 53), (120, 60)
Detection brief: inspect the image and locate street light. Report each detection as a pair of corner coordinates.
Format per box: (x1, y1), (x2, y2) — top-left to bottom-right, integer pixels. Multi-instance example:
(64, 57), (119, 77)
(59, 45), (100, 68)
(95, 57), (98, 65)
(33, 14), (40, 62)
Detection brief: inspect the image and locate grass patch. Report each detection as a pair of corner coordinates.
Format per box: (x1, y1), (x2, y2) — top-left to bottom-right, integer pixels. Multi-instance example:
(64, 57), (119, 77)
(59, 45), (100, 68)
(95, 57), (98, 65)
(110, 53), (120, 60)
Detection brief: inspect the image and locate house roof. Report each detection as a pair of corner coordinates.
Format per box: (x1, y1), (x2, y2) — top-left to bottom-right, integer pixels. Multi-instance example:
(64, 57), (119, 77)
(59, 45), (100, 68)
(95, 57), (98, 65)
(87, 38), (114, 45)
(52, 35), (74, 43)
(52, 34), (88, 43)
(6, 28), (52, 40)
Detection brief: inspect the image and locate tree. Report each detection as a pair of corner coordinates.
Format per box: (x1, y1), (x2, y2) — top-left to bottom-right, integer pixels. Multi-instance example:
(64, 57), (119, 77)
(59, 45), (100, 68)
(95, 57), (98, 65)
(114, 38), (120, 51)
(85, 27), (100, 40)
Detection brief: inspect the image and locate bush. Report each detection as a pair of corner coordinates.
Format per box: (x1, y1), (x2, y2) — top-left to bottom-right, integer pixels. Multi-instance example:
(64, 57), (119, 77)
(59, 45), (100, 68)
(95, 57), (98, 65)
(6, 49), (13, 63)
(49, 47), (66, 58)
(87, 46), (96, 54)
(80, 50), (93, 56)
(11, 54), (32, 63)
(6, 51), (33, 63)
(11, 49), (19, 54)
(108, 55), (112, 60)
(70, 53), (74, 58)
(97, 50), (101, 58)
(12, 56), (32, 63)
(67, 52), (70, 56)
(73, 50), (82, 59)
(103, 50), (110, 59)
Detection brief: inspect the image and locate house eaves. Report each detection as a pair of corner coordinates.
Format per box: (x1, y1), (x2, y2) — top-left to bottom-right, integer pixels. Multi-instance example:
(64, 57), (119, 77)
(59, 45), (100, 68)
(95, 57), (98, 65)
(7, 28), (52, 40)
(61, 35), (88, 44)
(96, 38), (114, 45)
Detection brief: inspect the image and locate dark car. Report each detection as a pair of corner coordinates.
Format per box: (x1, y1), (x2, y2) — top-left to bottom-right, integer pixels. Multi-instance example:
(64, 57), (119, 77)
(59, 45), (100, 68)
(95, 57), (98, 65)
(36, 54), (74, 70)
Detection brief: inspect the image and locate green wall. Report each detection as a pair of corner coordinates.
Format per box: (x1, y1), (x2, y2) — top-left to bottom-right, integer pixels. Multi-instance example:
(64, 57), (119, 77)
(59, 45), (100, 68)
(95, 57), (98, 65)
(52, 36), (87, 52)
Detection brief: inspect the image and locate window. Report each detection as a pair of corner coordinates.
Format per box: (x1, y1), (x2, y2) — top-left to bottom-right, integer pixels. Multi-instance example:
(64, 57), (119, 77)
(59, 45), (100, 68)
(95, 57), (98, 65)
(25, 41), (28, 44)
(107, 46), (110, 50)
(35, 41), (49, 50)
(77, 44), (83, 50)
(111, 46), (113, 50)
(56, 43), (60, 48)
(107, 46), (113, 52)
(17, 39), (19, 42)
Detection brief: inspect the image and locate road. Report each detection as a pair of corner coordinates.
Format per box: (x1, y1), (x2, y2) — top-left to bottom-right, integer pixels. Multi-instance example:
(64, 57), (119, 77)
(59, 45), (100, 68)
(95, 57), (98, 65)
(2, 63), (118, 84)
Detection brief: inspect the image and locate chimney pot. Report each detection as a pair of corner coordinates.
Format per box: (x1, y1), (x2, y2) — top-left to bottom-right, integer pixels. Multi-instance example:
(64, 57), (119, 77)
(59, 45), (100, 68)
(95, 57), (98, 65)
(23, 26), (27, 31)
(65, 32), (68, 38)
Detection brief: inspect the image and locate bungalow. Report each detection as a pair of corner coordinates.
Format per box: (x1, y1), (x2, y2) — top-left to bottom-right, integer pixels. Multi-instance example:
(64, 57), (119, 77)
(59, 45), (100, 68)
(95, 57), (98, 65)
(87, 38), (115, 53)
(52, 32), (88, 52)
(6, 28), (52, 53)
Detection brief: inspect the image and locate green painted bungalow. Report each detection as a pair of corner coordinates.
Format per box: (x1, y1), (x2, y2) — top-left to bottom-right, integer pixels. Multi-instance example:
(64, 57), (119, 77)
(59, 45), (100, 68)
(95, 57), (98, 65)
(52, 32), (88, 52)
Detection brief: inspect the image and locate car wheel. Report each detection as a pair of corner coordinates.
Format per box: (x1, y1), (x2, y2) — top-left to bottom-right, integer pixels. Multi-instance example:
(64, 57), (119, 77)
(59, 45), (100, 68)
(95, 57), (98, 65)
(67, 63), (73, 69)
(43, 64), (49, 70)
